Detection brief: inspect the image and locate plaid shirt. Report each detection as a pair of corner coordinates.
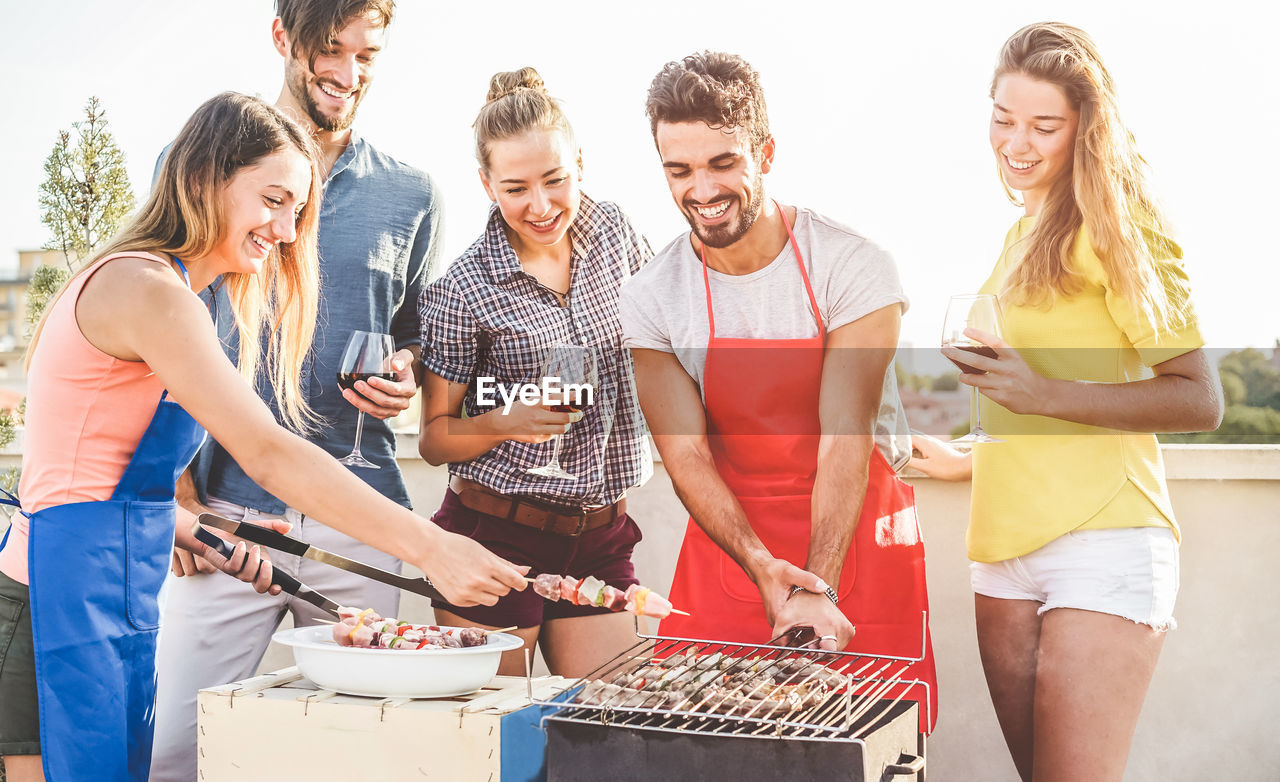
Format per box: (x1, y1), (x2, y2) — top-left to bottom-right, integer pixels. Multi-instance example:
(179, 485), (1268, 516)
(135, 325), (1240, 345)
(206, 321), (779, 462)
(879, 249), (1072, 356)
(419, 193), (653, 507)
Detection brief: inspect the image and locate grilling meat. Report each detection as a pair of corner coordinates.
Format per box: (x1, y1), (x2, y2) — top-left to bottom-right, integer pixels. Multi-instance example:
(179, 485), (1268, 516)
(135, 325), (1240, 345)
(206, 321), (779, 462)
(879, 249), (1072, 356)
(574, 652), (846, 716)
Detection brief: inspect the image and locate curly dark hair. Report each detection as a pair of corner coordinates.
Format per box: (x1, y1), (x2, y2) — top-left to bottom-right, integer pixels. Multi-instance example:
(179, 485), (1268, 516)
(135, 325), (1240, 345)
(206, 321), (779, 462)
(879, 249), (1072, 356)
(645, 51), (770, 152)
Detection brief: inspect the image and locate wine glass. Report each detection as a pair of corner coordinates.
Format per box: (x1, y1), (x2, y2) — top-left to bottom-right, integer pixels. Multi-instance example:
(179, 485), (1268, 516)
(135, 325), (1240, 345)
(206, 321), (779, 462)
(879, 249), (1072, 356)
(942, 294), (1003, 444)
(336, 331), (396, 469)
(527, 344), (598, 480)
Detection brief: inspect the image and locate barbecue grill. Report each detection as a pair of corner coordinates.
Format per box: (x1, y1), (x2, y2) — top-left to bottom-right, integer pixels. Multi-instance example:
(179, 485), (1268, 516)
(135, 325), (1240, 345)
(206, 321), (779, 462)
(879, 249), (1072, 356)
(537, 615), (931, 781)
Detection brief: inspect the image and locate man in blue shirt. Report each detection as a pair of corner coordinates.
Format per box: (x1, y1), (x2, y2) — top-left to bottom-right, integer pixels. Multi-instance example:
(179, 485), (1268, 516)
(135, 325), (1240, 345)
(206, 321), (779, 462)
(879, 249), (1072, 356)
(150, 2), (440, 779)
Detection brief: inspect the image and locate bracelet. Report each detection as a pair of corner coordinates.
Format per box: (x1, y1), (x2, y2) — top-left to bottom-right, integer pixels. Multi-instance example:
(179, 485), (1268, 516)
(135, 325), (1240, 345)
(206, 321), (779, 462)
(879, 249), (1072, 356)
(788, 584), (840, 606)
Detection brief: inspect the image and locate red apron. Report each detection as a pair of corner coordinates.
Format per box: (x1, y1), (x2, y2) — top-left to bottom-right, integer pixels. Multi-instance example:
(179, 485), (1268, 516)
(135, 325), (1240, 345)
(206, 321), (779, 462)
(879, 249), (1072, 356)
(660, 204), (938, 732)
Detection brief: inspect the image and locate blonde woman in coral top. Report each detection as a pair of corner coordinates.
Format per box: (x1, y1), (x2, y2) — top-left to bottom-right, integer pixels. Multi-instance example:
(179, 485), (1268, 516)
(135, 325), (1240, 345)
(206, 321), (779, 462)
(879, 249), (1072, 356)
(910, 22), (1222, 782)
(0, 92), (525, 782)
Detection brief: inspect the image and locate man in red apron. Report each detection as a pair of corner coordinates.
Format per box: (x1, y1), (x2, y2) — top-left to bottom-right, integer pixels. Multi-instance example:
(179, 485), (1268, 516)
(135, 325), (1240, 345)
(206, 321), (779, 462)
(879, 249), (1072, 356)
(620, 52), (937, 732)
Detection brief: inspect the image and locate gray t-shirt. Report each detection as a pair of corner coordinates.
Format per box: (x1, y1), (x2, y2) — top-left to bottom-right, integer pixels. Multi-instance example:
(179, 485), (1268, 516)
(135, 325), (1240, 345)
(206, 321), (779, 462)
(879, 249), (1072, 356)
(619, 206), (912, 469)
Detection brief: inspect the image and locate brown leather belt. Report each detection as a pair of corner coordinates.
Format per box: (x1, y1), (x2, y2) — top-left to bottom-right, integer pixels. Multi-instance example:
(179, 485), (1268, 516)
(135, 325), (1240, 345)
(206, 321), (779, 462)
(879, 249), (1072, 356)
(449, 476), (624, 537)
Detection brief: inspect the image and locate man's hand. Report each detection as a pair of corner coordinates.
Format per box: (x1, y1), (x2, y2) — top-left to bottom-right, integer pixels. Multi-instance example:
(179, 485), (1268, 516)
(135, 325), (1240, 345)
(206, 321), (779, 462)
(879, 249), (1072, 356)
(772, 590), (855, 651)
(343, 347), (419, 420)
(172, 515), (295, 595)
(753, 557), (828, 628)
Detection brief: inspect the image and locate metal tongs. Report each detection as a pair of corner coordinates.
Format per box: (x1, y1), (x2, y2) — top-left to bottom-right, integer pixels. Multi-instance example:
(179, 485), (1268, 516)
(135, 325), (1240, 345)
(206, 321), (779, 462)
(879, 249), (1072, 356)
(191, 512), (446, 618)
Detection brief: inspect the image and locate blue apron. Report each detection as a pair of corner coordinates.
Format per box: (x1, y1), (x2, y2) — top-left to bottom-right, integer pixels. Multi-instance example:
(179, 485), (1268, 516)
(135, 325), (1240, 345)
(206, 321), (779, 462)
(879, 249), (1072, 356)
(5, 256), (207, 780)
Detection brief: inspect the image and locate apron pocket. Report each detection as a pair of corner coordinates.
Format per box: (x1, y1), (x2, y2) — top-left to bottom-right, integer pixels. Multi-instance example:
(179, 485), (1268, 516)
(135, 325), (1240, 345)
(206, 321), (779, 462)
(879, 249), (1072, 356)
(123, 501), (178, 631)
(718, 494), (858, 604)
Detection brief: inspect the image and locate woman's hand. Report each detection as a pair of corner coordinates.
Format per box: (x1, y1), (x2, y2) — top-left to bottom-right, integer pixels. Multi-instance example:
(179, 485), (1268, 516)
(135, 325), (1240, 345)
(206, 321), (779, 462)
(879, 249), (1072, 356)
(943, 327), (1055, 417)
(417, 529), (530, 607)
(908, 432), (972, 481)
(482, 399), (581, 444)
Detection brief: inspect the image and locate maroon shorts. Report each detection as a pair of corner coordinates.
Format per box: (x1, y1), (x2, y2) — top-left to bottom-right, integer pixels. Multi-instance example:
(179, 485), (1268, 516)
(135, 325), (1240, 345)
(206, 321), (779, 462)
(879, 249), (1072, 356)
(429, 488), (642, 628)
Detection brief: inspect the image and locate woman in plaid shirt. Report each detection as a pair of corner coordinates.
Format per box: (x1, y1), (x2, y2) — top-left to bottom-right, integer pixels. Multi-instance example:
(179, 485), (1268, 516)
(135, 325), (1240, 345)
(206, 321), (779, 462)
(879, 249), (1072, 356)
(418, 67), (653, 677)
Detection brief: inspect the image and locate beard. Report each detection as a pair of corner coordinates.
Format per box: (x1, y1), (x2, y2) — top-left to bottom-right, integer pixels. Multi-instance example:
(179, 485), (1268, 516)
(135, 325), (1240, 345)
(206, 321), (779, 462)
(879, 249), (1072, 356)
(682, 171), (765, 250)
(285, 57), (365, 133)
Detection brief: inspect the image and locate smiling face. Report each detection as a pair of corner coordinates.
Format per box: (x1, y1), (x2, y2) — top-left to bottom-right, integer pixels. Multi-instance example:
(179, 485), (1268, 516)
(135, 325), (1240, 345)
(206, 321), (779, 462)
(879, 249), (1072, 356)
(278, 11), (384, 133)
(655, 121), (772, 249)
(209, 149), (312, 276)
(480, 129), (582, 257)
(990, 72), (1080, 215)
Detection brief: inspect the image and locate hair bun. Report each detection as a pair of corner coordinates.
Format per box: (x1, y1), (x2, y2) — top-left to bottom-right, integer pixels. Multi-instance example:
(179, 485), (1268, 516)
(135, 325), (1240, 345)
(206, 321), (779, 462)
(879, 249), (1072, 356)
(486, 67), (547, 103)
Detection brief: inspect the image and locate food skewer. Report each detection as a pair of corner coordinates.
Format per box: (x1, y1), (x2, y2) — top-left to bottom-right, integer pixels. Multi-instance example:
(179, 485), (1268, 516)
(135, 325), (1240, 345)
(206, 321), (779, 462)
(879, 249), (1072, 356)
(317, 615), (518, 636)
(326, 608), (517, 650)
(523, 574), (690, 618)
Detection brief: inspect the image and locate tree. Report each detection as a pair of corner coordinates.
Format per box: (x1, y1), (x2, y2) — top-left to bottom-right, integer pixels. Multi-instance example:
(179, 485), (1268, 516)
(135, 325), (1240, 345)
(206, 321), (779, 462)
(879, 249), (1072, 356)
(37, 96), (135, 272)
(1217, 348), (1280, 410)
(931, 373), (960, 392)
(24, 265), (70, 342)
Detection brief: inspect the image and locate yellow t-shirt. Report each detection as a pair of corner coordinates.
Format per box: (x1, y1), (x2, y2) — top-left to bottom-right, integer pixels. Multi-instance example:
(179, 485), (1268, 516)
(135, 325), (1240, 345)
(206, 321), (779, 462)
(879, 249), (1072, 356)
(967, 217), (1204, 562)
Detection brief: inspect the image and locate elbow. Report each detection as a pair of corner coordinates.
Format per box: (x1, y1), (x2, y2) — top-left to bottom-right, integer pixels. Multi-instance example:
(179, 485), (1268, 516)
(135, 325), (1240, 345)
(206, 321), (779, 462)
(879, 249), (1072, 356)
(233, 432), (294, 494)
(1181, 380), (1225, 433)
(1197, 374), (1226, 432)
(417, 438), (444, 467)
(1200, 396), (1225, 433)
(417, 432), (449, 467)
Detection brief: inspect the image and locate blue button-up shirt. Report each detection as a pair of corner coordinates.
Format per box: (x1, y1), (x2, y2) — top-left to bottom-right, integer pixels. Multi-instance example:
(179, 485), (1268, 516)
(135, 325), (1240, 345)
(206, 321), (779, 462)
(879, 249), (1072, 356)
(190, 132), (442, 513)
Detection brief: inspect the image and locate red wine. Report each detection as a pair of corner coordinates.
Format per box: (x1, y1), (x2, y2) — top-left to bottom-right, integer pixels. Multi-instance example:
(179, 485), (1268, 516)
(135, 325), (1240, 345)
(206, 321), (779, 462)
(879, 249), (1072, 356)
(947, 345), (998, 375)
(337, 372), (396, 391)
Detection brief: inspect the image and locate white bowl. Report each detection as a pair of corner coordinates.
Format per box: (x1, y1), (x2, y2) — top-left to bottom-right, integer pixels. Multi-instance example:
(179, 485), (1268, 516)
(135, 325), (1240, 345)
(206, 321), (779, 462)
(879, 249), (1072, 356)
(271, 624), (524, 698)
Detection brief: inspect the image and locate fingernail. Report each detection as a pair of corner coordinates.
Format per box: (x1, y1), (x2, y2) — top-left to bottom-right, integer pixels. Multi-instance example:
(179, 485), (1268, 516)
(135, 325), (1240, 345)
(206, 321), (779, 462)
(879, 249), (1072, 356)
(816, 579), (830, 591)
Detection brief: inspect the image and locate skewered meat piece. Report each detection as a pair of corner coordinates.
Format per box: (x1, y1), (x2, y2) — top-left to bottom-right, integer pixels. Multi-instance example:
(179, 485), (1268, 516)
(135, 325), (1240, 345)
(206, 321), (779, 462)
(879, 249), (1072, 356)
(458, 627), (487, 647)
(337, 606), (382, 622)
(558, 576), (580, 602)
(532, 573), (563, 601)
(601, 585), (629, 612)
(623, 585), (673, 619)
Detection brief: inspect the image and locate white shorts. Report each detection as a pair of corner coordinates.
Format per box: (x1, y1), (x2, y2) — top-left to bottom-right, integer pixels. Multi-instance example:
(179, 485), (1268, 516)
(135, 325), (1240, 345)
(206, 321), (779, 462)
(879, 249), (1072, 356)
(969, 527), (1179, 630)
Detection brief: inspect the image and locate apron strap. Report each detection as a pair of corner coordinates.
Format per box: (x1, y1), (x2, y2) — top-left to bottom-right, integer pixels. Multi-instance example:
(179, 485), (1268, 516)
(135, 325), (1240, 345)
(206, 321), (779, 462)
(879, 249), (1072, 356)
(0, 486), (22, 556)
(170, 255), (191, 286)
(775, 203), (824, 337)
(0, 486), (20, 509)
(698, 200), (824, 339)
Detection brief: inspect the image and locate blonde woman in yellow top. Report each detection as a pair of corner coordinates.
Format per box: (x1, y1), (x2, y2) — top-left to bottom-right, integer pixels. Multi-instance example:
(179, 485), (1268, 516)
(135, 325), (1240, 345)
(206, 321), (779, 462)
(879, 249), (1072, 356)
(911, 22), (1222, 782)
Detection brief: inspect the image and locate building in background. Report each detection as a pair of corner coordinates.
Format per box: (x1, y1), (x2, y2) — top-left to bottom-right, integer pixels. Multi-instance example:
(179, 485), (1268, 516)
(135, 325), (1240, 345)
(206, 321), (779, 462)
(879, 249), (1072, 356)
(0, 248), (70, 398)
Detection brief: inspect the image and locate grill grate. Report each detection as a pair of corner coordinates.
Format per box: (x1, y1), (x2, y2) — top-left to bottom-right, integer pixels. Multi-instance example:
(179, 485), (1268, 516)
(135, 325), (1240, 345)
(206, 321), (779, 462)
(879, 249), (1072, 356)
(536, 612), (931, 742)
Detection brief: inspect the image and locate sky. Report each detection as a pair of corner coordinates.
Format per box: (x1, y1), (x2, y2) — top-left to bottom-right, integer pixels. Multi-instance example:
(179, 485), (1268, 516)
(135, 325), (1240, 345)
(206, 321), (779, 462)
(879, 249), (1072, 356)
(3, 0), (1277, 355)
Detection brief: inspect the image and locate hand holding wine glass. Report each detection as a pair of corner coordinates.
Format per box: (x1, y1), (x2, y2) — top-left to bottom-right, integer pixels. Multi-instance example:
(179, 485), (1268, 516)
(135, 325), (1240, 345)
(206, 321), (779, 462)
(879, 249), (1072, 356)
(337, 331), (395, 469)
(527, 343), (598, 480)
(941, 294), (1004, 444)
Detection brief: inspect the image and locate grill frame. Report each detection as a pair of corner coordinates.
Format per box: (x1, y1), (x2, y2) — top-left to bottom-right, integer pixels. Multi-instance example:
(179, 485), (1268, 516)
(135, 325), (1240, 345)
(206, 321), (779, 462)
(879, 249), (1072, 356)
(535, 612), (932, 739)
(533, 613), (931, 780)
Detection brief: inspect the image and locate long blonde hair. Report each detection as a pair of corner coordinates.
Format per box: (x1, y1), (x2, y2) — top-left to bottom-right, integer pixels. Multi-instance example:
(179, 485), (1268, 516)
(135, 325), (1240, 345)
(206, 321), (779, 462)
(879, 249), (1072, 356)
(27, 92), (323, 432)
(992, 22), (1184, 329)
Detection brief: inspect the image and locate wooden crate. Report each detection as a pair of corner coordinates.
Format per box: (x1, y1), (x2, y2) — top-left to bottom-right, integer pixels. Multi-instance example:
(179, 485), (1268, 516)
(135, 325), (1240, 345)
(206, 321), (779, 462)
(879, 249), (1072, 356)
(198, 668), (571, 781)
